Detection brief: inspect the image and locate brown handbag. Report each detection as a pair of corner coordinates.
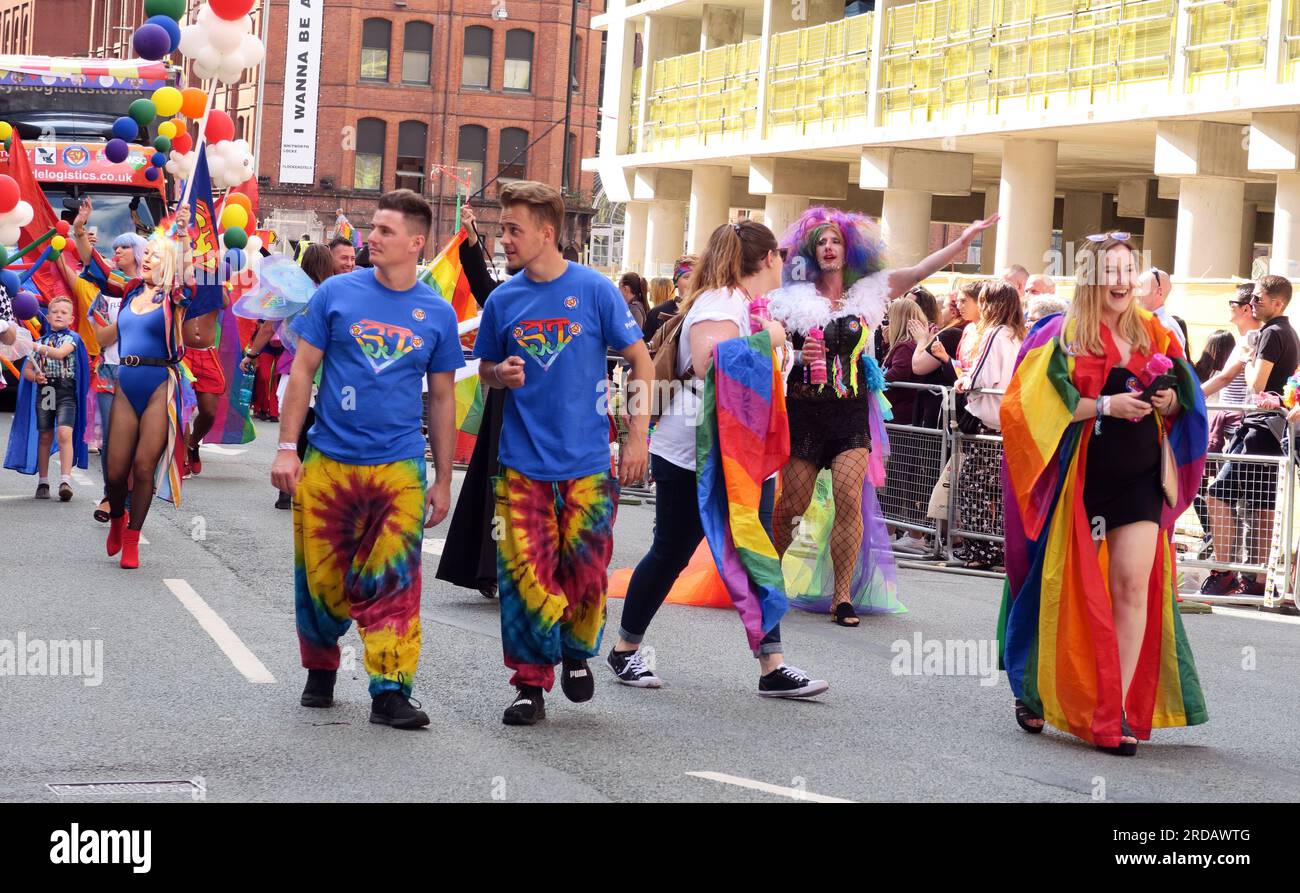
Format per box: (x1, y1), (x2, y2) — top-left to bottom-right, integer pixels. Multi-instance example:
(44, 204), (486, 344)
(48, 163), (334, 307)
(1159, 423), (1178, 508)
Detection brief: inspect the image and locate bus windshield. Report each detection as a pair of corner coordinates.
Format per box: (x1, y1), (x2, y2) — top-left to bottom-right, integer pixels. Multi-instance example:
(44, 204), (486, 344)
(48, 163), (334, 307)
(42, 188), (163, 244)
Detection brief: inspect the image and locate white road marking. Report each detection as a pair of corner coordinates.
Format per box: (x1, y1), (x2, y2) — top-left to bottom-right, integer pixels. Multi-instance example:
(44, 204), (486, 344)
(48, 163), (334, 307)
(1211, 606), (1300, 625)
(163, 579), (276, 683)
(0, 494), (27, 501)
(685, 771), (854, 803)
(422, 537), (444, 556)
(199, 445), (247, 456)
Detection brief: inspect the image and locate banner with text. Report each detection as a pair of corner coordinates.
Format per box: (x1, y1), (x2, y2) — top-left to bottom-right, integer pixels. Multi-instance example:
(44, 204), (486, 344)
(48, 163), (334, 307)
(278, 0), (324, 185)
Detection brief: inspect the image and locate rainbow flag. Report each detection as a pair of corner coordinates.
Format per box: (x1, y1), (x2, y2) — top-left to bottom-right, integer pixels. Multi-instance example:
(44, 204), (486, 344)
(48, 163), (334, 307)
(423, 230), (481, 432)
(332, 214), (362, 249)
(201, 306), (255, 445)
(998, 310), (1208, 748)
(695, 331), (789, 650)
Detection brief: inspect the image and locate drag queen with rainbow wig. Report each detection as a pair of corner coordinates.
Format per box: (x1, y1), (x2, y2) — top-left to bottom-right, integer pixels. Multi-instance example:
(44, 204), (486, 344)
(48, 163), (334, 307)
(768, 207), (997, 625)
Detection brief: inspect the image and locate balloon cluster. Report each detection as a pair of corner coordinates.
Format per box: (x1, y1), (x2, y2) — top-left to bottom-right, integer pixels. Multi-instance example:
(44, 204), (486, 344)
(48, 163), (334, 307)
(180, 2), (265, 85)
(0, 173), (35, 247)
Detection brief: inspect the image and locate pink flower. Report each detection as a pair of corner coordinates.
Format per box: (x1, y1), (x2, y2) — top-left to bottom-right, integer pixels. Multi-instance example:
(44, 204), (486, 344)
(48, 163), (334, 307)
(1145, 353), (1173, 378)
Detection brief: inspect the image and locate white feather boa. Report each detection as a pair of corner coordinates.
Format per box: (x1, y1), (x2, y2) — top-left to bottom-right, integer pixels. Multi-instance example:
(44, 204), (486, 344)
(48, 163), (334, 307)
(766, 273), (890, 336)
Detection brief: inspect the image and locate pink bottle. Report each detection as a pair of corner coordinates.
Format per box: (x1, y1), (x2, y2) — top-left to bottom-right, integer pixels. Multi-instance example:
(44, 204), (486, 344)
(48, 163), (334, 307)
(807, 326), (827, 385)
(749, 296), (770, 334)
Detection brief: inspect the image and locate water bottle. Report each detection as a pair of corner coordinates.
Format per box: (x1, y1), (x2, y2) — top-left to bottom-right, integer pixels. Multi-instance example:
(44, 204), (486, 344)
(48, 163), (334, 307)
(807, 326), (827, 385)
(238, 370), (255, 411)
(749, 296), (771, 335)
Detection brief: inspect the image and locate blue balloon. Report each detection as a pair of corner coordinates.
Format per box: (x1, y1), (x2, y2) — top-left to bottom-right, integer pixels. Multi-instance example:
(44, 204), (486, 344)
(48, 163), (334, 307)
(105, 138), (130, 164)
(145, 14), (182, 53)
(111, 116), (139, 141)
(144, 167), (161, 182)
(224, 247), (246, 275)
(0, 269), (20, 300)
(150, 152), (166, 167)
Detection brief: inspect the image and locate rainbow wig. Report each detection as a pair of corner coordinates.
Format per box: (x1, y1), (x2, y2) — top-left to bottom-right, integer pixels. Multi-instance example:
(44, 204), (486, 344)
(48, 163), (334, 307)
(779, 206), (887, 289)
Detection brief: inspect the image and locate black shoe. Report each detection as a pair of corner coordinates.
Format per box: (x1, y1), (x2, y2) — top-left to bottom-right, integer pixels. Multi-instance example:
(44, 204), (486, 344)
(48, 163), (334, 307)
(58, 482), (72, 502)
(274, 491), (292, 510)
(502, 686), (546, 725)
(758, 664), (829, 699)
(478, 583), (497, 599)
(607, 647), (662, 688)
(560, 657), (594, 703)
(1237, 574), (1266, 597)
(34, 483), (50, 500)
(369, 691), (430, 729)
(1199, 570), (1239, 596)
(300, 669), (336, 708)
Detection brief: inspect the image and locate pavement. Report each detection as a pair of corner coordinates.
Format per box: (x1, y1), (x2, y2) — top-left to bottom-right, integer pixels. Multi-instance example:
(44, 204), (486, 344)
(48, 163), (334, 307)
(1, 412), (1298, 803)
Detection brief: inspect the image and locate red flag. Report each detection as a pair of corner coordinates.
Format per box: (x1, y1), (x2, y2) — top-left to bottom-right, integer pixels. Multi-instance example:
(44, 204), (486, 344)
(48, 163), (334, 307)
(0, 131), (71, 301)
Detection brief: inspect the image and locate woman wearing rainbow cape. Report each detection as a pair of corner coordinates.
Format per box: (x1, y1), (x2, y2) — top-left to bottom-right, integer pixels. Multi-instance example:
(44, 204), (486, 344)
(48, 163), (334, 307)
(768, 207), (996, 626)
(999, 235), (1208, 755)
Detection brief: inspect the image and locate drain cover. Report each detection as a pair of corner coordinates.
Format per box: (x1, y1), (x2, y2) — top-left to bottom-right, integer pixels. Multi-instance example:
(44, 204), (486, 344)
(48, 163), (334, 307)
(47, 779), (203, 797)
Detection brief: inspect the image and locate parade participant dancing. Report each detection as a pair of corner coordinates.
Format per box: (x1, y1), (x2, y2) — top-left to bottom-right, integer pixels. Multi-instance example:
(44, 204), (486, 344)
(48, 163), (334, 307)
(272, 190), (462, 729)
(474, 181), (652, 726)
(768, 207), (996, 626)
(1000, 236), (1208, 754)
(99, 206), (196, 569)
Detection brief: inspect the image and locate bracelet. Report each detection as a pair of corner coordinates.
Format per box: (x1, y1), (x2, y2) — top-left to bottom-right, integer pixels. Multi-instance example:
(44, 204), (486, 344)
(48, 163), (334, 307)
(1099, 395), (1110, 417)
(277, 442), (298, 452)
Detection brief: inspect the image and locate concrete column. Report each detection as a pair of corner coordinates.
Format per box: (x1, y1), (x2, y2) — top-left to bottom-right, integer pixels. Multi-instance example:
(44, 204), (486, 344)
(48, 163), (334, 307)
(600, 21), (637, 157)
(880, 189), (932, 268)
(995, 139), (1058, 273)
(687, 164), (732, 255)
(700, 5), (744, 50)
(762, 194), (809, 242)
(1173, 178), (1245, 279)
(1142, 217), (1177, 273)
(623, 200), (649, 274)
(1271, 172), (1300, 278)
(1240, 202), (1259, 278)
(1061, 192), (1106, 274)
(644, 199), (686, 277)
(979, 186), (999, 274)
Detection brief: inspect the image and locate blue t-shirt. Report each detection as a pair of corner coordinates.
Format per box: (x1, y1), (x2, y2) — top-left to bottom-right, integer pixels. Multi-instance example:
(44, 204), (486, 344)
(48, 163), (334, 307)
(473, 262), (642, 480)
(290, 267), (464, 465)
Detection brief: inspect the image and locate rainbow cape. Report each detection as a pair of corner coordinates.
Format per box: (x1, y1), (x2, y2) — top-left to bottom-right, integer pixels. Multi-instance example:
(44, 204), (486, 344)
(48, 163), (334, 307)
(696, 330), (789, 650)
(997, 311), (1208, 747)
(422, 230), (482, 432)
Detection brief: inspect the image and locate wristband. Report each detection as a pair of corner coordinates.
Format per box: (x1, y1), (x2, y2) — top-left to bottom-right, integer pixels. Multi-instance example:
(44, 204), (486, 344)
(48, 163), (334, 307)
(1100, 396), (1110, 417)
(277, 442), (298, 452)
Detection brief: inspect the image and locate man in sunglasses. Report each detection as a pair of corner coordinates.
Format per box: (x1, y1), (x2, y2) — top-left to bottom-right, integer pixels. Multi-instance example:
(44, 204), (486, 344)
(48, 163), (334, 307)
(1202, 275), (1299, 596)
(1135, 267), (1186, 352)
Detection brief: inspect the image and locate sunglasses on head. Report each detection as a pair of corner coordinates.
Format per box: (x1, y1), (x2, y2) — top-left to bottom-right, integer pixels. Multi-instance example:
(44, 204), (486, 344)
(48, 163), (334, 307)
(1085, 232), (1132, 242)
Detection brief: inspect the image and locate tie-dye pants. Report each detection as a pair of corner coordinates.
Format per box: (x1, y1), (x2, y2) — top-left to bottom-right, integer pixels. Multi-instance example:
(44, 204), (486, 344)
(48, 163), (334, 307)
(294, 447), (425, 697)
(494, 466), (619, 690)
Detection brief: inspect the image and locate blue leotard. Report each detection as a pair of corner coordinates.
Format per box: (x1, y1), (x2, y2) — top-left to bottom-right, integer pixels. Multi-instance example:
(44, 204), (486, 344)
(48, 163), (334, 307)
(115, 295), (171, 415)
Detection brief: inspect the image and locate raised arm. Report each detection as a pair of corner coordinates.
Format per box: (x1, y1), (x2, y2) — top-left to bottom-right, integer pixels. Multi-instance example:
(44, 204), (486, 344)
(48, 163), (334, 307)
(886, 215), (999, 299)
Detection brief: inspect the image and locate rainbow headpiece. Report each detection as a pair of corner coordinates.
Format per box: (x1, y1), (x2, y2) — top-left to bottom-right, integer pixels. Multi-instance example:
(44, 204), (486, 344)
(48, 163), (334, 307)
(779, 206), (887, 290)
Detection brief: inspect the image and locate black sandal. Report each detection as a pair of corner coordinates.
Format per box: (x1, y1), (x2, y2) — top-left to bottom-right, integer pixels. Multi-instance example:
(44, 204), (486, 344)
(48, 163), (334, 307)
(1096, 714), (1138, 756)
(1014, 698), (1044, 734)
(93, 499), (111, 523)
(833, 601), (860, 627)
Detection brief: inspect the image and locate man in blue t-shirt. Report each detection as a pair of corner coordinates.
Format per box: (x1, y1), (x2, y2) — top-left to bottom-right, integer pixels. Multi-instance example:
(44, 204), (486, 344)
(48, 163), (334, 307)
(474, 181), (653, 726)
(273, 189), (463, 730)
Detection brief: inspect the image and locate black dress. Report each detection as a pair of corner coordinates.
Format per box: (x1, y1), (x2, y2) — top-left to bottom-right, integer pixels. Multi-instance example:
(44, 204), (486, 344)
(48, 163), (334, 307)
(1083, 365), (1164, 530)
(787, 314), (873, 468)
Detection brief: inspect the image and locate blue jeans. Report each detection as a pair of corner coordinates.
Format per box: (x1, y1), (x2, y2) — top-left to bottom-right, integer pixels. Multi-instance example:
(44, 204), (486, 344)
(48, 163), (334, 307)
(620, 454), (781, 657)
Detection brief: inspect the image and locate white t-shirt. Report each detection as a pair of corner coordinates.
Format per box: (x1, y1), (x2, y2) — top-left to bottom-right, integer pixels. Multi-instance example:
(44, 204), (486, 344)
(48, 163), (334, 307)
(649, 287), (750, 471)
(99, 294), (123, 365)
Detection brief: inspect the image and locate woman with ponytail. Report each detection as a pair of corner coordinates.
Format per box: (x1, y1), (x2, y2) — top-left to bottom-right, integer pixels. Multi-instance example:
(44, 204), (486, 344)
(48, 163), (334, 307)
(768, 207), (996, 626)
(609, 220), (829, 699)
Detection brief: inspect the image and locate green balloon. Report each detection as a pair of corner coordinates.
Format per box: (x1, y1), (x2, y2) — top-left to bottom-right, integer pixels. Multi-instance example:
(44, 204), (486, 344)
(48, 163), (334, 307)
(129, 99), (157, 127)
(144, 0), (187, 21)
(223, 227), (249, 250)
(153, 135), (172, 154)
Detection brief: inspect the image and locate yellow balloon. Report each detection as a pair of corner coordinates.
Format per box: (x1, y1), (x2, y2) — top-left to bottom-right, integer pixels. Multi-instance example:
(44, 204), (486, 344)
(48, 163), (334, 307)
(220, 204), (249, 231)
(158, 121), (177, 139)
(51, 235), (67, 251)
(0, 121), (12, 139)
(151, 86), (184, 118)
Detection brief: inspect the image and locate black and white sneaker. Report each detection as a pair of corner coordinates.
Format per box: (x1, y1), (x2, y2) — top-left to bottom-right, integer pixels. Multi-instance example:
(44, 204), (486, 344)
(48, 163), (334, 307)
(607, 648), (662, 688)
(503, 685), (546, 725)
(758, 664), (829, 699)
(560, 657), (595, 703)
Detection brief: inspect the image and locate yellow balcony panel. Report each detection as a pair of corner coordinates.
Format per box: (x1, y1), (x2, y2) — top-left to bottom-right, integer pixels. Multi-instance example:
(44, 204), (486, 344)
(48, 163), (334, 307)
(1185, 0), (1269, 88)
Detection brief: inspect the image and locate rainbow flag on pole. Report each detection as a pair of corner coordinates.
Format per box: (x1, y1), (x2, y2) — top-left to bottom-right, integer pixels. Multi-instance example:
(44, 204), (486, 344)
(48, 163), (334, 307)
(422, 230), (482, 433)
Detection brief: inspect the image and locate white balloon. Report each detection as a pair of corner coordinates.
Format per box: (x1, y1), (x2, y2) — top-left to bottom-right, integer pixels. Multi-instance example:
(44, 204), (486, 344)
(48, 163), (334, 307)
(207, 155), (228, 179)
(194, 59), (218, 79)
(246, 235), (263, 255)
(239, 33), (265, 67)
(178, 25), (203, 56)
(196, 4), (216, 27)
(209, 19), (244, 54)
(0, 224), (20, 246)
(233, 139), (250, 154)
(13, 200), (34, 227)
(217, 58), (245, 85)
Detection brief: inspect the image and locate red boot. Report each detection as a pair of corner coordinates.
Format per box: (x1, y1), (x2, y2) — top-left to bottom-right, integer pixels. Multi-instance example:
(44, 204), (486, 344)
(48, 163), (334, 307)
(119, 528), (141, 569)
(107, 513), (129, 557)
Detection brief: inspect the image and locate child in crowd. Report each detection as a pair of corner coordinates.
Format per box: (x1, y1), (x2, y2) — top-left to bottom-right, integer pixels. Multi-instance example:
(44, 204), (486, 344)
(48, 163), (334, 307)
(27, 297), (87, 500)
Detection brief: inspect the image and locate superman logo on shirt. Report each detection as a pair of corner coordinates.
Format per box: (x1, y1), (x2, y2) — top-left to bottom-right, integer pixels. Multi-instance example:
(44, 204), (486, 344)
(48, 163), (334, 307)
(350, 318), (419, 373)
(513, 317), (579, 371)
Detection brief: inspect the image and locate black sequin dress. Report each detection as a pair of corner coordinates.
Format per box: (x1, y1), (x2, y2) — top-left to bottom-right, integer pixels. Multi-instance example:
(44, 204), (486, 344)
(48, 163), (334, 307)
(787, 314), (873, 468)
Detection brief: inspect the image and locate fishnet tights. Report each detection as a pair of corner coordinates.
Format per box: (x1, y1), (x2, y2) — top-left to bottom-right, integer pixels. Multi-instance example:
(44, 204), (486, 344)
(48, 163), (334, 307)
(774, 448), (870, 608)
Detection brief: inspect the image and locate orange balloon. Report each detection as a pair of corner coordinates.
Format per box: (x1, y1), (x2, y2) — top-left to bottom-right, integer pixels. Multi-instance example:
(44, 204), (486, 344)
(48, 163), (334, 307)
(170, 118), (187, 138)
(180, 87), (208, 120)
(224, 192), (253, 216)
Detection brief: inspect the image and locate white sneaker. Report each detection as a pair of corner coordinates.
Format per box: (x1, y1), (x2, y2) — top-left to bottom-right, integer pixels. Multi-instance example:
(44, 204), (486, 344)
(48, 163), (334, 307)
(894, 533), (928, 554)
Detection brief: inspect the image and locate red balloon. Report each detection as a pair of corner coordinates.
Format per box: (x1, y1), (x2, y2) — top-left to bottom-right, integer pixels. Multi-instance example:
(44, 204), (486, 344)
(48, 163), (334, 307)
(172, 132), (194, 154)
(0, 174), (18, 213)
(55, 220), (71, 237)
(209, 0), (255, 20)
(204, 110), (235, 145)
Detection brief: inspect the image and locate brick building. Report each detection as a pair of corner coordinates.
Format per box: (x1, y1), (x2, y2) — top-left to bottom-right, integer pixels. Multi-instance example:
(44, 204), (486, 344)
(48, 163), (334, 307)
(259, 0), (602, 262)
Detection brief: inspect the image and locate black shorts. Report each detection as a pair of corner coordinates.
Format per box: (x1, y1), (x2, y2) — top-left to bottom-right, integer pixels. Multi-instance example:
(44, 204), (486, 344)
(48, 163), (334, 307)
(1207, 425), (1282, 511)
(36, 378), (78, 432)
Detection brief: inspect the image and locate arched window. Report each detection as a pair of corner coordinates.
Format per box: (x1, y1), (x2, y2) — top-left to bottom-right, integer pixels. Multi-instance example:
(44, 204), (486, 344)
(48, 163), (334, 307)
(457, 125), (487, 195)
(361, 18), (391, 81)
(498, 127), (528, 182)
(571, 36), (582, 92)
(462, 26), (491, 89)
(354, 118), (386, 190)
(397, 121), (428, 189)
(504, 29), (533, 92)
(402, 21), (432, 84)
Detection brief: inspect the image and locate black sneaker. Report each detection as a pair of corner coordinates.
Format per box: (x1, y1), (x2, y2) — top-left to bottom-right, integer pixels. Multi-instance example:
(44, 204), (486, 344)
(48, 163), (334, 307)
(1199, 570), (1239, 596)
(502, 686), (546, 725)
(478, 583), (497, 599)
(560, 657), (595, 703)
(300, 669), (336, 708)
(607, 647), (662, 688)
(274, 491), (291, 510)
(758, 664), (829, 699)
(1237, 574), (1266, 596)
(369, 691), (430, 729)
(34, 483), (49, 500)
(58, 482), (72, 502)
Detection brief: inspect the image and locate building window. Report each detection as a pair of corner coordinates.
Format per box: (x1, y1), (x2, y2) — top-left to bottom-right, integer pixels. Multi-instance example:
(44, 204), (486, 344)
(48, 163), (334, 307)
(566, 131), (577, 191)
(457, 125), (486, 195)
(571, 37), (581, 92)
(462, 26), (491, 90)
(354, 118), (386, 191)
(361, 18), (391, 81)
(504, 29), (533, 92)
(397, 121), (428, 191)
(402, 21), (432, 84)
(498, 127), (528, 182)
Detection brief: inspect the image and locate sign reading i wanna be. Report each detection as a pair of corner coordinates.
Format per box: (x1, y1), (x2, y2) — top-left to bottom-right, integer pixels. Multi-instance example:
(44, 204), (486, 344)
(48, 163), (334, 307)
(279, 0), (324, 185)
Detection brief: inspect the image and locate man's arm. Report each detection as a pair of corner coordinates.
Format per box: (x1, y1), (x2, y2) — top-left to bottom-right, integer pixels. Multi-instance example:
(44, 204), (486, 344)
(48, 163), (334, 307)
(1249, 358), (1276, 394)
(424, 371), (457, 527)
(270, 341), (324, 494)
(618, 339), (653, 485)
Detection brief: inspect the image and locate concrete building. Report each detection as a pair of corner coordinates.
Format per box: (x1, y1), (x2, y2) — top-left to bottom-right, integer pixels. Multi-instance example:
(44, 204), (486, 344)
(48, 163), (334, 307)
(587, 0), (1300, 331)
